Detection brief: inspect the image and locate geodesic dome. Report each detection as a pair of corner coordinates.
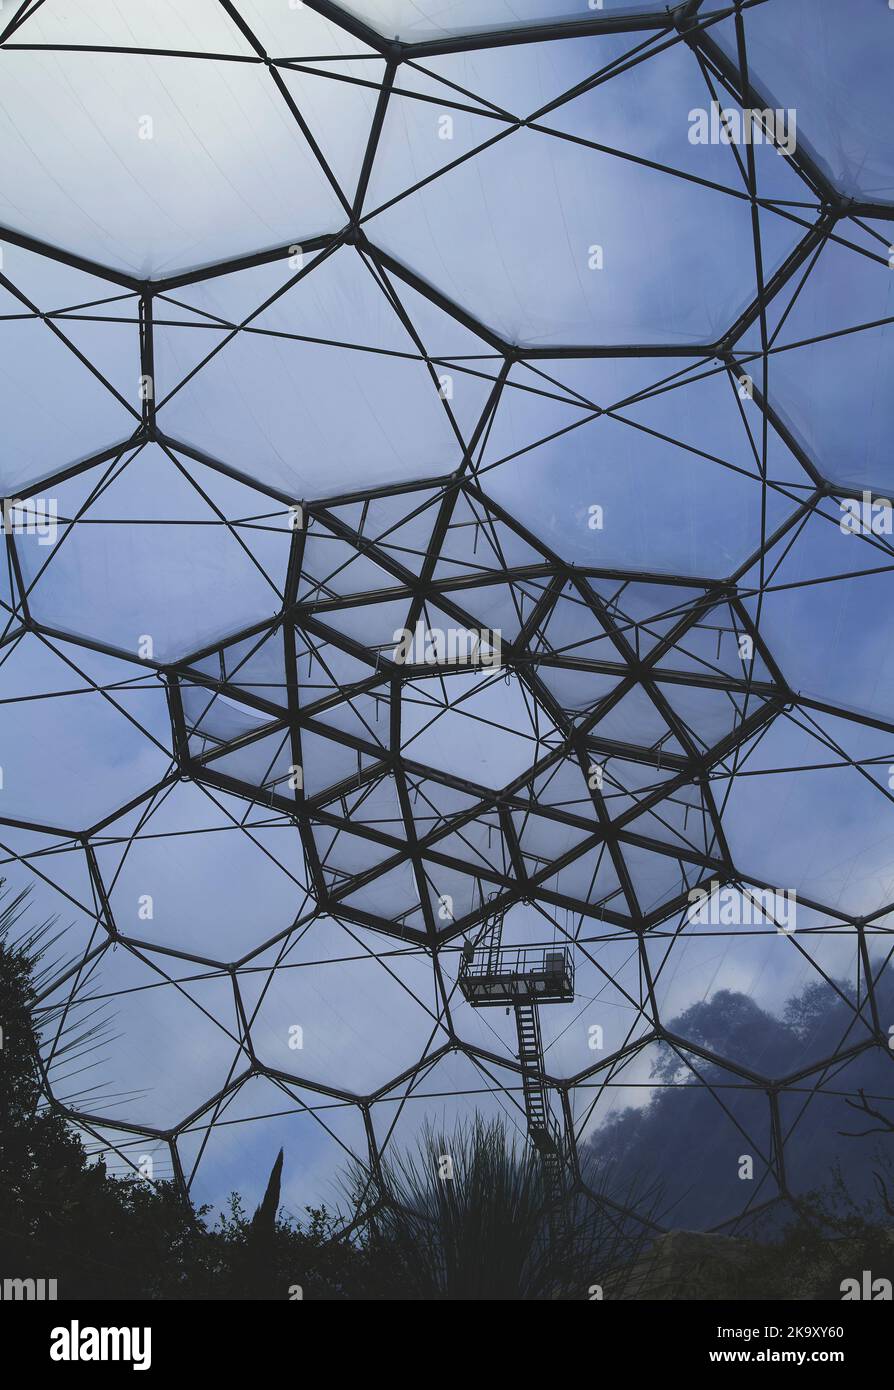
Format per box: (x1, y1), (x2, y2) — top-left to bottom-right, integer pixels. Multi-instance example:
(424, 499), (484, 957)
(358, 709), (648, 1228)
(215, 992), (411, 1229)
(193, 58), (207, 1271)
(2, 0), (893, 1231)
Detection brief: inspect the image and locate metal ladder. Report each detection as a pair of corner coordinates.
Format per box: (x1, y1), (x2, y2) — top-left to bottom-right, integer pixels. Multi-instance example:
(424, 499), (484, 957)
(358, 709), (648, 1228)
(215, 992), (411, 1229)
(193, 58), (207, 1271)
(514, 1002), (567, 1211)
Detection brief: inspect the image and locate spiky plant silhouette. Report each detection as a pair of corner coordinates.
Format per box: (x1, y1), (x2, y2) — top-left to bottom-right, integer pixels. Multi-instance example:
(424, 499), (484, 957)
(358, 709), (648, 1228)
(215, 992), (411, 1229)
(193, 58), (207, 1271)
(342, 1114), (657, 1300)
(0, 879), (125, 1119)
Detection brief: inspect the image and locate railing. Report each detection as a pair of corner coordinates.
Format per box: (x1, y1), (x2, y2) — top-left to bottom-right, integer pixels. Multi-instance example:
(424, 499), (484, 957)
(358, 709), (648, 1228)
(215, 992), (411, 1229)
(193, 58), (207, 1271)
(459, 944), (574, 1002)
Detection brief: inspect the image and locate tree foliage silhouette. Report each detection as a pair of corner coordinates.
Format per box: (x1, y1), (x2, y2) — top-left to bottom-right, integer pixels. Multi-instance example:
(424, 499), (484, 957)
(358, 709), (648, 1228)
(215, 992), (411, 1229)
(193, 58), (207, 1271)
(0, 894), (373, 1298)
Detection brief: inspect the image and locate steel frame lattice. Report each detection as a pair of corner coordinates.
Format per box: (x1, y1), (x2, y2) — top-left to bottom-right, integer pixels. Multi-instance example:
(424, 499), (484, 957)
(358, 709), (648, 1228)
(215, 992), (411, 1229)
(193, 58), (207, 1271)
(3, 0), (894, 1235)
